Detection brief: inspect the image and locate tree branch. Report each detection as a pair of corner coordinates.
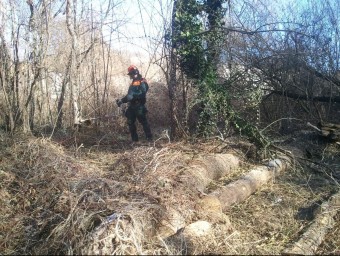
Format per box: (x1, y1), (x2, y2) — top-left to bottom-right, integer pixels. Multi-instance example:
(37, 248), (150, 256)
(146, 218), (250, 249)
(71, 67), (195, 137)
(268, 90), (340, 103)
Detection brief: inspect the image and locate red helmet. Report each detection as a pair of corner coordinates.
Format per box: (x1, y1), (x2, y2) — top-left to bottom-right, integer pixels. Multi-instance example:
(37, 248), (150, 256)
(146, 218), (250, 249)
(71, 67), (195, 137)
(127, 65), (138, 75)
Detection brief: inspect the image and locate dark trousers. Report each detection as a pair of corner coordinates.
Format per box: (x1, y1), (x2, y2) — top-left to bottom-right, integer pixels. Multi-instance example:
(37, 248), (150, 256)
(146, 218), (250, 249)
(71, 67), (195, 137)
(125, 104), (152, 141)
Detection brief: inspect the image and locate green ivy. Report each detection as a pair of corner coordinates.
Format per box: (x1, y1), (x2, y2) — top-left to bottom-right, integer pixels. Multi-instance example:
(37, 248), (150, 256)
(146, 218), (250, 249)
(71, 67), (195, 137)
(174, 0), (209, 79)
(172, 0), (271, 150)
(196, 68), (231, 137)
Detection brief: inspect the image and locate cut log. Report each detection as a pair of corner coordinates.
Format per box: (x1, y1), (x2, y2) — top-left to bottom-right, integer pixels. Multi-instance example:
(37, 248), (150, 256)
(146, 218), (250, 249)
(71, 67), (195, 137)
(208, 157), (291, 211)
(158, 154), (239, 239)
(283, 191), (340, 255)
(157, 207), (186, 239)
(182, 220), (212, 237)
(180, 154), (240, 193)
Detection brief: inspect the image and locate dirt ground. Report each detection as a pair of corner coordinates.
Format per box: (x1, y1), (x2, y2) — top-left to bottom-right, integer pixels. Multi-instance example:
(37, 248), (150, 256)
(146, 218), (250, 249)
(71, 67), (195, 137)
(0, 126), (339, 255)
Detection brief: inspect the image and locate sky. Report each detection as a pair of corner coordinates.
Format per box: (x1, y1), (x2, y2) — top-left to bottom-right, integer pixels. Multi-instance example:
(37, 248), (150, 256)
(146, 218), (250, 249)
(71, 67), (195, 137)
(95, 0), (310, 56)
(91, 0), (173, 63)
(0, 0), (317, 67)
(0, 0), (173, 69)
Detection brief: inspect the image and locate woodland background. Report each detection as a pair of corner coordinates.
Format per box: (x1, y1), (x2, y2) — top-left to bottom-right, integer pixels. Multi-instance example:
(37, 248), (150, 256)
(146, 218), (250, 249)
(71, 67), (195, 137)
(0, 0), (339, 138)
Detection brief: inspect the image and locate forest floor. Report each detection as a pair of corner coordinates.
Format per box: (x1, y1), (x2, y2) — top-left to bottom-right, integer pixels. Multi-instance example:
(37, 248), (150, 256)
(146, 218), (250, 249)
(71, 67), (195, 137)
(0, 124), (340, 255)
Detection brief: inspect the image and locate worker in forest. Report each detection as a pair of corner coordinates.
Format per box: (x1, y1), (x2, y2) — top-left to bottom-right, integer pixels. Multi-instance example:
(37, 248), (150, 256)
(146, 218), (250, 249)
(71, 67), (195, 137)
(116, 65), (153, 142)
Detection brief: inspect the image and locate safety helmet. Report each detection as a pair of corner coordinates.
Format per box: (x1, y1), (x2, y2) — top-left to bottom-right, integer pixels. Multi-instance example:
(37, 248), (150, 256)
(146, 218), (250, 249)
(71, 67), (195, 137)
(127, 65), (139, 75)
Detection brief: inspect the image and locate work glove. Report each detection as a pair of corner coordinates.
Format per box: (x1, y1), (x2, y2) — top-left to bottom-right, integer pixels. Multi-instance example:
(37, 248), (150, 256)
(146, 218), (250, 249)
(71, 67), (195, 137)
(116, 99), (123, 107)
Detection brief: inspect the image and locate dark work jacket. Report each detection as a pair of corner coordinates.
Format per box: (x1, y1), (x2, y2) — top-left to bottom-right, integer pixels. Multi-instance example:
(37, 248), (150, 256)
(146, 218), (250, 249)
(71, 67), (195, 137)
(121, 77), (149, 106)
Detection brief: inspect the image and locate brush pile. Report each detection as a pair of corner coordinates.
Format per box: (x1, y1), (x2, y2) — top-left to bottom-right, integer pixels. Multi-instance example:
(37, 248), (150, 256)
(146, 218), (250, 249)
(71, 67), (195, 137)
(1, 130), (340, 255)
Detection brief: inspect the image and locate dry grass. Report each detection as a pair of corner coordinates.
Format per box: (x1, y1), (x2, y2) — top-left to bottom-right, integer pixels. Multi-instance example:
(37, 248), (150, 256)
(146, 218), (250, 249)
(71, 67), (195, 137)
(0, 129), (339, 255)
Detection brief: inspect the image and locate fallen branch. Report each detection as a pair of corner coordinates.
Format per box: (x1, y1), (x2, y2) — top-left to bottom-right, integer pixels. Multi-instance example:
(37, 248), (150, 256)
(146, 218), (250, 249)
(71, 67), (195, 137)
(306, 122), (321, 132)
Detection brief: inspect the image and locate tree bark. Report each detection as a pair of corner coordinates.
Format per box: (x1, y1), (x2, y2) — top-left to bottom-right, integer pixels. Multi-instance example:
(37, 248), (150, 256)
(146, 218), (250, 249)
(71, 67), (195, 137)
(66, 0), (82, 127)
(168, 0), (178, 140)
(56, 53), (72, 129)
(180, 154), (240, 193)
(0, 32), (15, 133)
(159, 153), (239, 239)
(209, 157), (291, 211)
(206, 0), (223, 69)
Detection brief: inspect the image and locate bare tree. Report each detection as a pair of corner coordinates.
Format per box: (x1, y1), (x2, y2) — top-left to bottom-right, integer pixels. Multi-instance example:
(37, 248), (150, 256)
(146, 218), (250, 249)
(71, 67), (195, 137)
(65, 0), (82, 129)
(223, 0), (340, 131)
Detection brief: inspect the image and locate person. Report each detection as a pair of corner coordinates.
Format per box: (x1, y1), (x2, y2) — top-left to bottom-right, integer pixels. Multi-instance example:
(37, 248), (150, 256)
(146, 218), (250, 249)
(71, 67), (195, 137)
(116, 65), (153, 142)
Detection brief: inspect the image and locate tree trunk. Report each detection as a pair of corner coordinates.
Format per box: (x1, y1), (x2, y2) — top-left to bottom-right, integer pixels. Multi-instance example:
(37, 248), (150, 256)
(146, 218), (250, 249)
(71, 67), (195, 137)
(180, 154), (240, 193)
(56, 53), (72, 129)
(148, 153), (240, 240)
(209, 157), (291, 211)
(0, 9), (21, 133)
(206, 0), (223, 69)
(66, 0), (82, 128)
(0, 71), (15, 133)
(168, 0), (178, 140)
